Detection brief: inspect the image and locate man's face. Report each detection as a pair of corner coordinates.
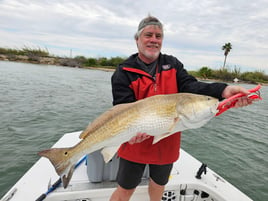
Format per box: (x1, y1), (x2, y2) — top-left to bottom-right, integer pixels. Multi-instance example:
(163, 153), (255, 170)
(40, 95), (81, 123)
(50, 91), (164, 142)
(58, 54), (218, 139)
(136, 25), (163, 63)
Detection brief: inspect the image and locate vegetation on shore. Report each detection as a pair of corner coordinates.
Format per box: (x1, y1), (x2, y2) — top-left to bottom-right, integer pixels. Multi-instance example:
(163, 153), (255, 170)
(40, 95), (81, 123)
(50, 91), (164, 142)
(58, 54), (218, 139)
(0, 47), (124, 69)
(189, 66), (268, 84)
(0, 47), (267, 84)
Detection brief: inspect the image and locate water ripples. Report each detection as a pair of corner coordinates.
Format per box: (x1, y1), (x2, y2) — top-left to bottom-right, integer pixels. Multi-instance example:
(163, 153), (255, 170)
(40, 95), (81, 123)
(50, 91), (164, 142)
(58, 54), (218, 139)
(0, 61), (267, 200)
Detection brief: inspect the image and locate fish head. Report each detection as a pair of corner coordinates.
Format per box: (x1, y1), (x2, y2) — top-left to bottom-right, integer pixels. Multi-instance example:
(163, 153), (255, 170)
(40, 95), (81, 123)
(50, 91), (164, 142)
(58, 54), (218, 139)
(38, 147), (77, 188)
(175, 93), (219, 130)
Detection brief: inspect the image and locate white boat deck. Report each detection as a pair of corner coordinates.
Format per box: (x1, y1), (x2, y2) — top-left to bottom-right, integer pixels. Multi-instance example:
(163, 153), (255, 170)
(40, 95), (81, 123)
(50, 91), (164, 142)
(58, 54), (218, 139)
(1, 131), (253, 201)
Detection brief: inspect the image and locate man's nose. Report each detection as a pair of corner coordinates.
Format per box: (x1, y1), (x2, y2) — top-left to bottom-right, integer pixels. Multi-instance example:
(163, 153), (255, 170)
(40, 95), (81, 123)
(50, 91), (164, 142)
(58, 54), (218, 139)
(150, 35), (158, 42)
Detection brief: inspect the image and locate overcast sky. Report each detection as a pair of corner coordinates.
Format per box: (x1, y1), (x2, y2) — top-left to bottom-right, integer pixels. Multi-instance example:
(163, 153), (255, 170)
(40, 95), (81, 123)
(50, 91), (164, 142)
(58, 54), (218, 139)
(0, 0), (267, 73)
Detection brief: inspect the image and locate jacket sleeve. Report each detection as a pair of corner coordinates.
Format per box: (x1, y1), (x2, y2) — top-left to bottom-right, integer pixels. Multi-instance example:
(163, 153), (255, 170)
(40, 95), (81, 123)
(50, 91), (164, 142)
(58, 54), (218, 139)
(175, 59), (227, 100)
(111, 66), (136, 105)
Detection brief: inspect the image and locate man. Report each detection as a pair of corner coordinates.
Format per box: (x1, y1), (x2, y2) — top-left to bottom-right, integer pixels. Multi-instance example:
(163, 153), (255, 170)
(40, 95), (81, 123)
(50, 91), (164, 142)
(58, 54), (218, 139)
(110, 15), (252, 201)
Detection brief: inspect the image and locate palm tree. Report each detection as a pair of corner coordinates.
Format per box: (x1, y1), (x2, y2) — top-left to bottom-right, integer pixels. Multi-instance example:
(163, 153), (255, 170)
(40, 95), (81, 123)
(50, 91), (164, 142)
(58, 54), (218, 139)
(222, 42), (232, 69)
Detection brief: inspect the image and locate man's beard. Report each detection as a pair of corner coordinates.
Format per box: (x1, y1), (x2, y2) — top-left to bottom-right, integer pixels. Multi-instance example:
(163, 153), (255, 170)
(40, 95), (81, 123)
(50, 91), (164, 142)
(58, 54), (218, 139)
(143, 50), (160, 61)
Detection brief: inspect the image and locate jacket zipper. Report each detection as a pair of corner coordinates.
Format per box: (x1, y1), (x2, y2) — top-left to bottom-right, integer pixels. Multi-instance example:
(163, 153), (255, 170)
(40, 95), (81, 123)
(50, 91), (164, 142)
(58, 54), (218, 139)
(153, 64), (158, 92)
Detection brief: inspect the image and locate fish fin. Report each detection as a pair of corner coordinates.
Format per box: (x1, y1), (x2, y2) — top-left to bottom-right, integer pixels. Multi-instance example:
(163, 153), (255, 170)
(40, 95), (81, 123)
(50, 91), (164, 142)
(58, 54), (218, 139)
(38, 147), (75, 188)
(153, 117), (180, 144)
(61, 164), (75, 188)
(79, 127), (93, 139)
(168, 117), (179, 132)
(153, 132), (173, 144)
(101, 146), (119, 163)
(80, 103), (136, 139)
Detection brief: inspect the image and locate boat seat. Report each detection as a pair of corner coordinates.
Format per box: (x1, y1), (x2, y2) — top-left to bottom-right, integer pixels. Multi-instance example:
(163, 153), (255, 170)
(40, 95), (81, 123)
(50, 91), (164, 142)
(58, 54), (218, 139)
(87, 149), (149, 182)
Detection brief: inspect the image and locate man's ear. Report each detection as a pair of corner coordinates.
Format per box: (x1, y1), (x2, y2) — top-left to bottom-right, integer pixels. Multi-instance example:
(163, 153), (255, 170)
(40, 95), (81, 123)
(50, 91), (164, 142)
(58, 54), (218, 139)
(135, 39), (139, 48)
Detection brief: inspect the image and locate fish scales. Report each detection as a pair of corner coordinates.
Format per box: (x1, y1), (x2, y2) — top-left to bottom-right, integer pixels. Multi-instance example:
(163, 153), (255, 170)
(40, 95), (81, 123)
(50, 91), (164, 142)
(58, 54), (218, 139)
(38, 93), (219, 188)
(74, 95), (178, 155)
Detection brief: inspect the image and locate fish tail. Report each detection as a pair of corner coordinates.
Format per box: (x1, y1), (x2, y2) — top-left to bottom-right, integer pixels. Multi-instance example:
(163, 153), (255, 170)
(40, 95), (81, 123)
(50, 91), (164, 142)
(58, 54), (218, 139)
(38, 147), (75, 188)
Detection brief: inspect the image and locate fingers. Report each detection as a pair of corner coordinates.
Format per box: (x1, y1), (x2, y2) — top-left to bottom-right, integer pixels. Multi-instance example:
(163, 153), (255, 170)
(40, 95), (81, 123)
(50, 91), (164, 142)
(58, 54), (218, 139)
(237, 86), (250, 95)
(128, 132), (151, 144)
(222, 85), (250, 99)
(234, 96), (253, 108)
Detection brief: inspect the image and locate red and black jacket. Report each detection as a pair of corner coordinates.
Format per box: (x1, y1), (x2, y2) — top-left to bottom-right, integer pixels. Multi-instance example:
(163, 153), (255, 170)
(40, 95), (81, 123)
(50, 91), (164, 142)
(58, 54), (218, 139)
(111, 53), (227, 164)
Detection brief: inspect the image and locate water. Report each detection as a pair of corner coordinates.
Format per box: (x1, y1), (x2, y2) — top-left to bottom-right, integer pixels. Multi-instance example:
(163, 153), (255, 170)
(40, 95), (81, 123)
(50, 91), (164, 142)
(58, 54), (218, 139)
(0, 61), (267, 200)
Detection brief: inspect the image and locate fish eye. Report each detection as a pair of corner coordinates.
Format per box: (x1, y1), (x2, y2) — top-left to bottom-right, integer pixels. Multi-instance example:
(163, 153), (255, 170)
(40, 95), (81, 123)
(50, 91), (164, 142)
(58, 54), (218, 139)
(64, 152), (68, 155)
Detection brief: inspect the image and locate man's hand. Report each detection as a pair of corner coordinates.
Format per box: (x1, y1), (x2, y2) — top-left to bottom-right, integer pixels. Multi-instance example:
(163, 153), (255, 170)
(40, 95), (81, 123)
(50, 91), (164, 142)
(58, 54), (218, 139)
(222, 85), (254, 107)
(128, 132), (151, 144)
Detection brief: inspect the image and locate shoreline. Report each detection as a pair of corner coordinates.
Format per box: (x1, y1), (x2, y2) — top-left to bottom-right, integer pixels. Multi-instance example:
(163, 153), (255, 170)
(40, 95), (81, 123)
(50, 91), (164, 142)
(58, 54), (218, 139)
(1, 55), (267, 86)
(0, 54), (116, 71)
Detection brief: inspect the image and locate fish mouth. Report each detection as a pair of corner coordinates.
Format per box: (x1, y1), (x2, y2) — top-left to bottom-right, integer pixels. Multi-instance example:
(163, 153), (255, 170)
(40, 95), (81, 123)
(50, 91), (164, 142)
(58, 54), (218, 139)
(212, 102), (220, 115)
(211, 106), (219, 115)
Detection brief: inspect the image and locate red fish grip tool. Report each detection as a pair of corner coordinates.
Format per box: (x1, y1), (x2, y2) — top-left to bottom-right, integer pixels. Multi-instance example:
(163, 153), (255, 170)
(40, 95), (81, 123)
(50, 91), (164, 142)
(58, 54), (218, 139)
(216, 84), (262, 116)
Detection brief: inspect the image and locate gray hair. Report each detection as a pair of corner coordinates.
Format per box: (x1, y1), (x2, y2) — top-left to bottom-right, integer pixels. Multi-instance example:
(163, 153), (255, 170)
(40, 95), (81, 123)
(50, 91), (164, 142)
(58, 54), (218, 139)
(134, 15), (163, 40)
